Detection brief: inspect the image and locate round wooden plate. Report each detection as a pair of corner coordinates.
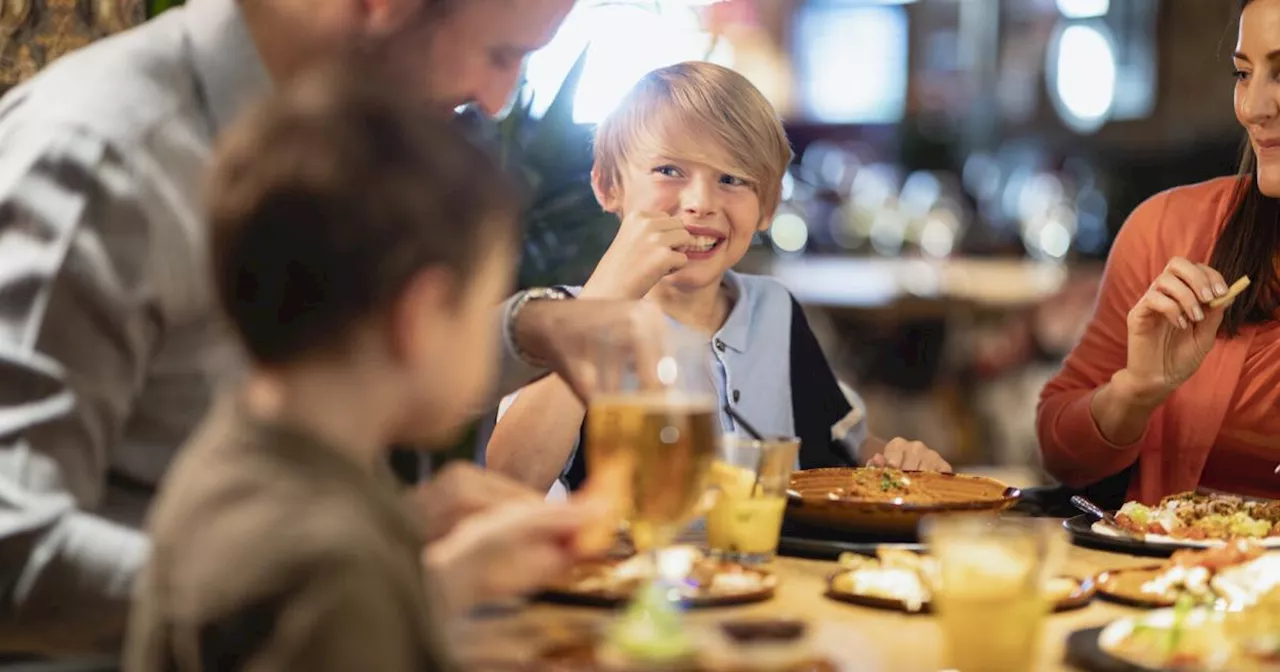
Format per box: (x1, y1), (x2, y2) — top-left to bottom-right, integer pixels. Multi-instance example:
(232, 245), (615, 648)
(1093, 607), (1225, 672)
(824, 572), (1095, 613)
(1093, 565), (1180, 608)
(536, 561), (777, 609)
(787, 468), (1021, 536)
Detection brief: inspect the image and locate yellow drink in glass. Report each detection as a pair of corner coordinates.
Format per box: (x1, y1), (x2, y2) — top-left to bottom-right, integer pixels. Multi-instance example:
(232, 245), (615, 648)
(924, 515), (1065, 672)
(933, 577), (1046, 669)
(705, 437), (799, 564)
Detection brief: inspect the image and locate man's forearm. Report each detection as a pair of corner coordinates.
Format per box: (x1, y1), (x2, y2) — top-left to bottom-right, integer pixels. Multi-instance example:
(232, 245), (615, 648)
(492, 293), (547, 401)
(486, 377), (585, 491)
(0, 496), (148, 653)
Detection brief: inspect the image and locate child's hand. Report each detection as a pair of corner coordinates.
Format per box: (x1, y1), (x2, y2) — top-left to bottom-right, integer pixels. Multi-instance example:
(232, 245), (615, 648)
(866, 437), (952, 472)
(581, 211), (694, 299)
(422, 498), (606, 613)
(407, 462), (541, 544)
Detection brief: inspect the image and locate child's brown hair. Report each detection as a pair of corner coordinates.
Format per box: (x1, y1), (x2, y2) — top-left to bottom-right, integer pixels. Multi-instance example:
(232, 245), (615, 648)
(209, 59), (519, 365)
(593, 61), (793, 221)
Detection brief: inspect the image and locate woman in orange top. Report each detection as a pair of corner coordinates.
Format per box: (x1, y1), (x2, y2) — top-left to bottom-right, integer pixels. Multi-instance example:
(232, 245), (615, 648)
(1039, 0), (1280, 504)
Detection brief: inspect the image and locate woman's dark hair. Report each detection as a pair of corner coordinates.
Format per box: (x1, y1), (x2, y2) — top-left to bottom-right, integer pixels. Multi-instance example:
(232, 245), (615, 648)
(1208, 0), (1280, 335)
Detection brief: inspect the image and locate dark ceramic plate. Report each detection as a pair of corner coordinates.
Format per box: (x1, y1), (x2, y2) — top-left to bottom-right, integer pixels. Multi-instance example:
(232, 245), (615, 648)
(1064, 515), (1184, 557)
(776, 535), (925, 560)
(1063, 627), (1160, 672)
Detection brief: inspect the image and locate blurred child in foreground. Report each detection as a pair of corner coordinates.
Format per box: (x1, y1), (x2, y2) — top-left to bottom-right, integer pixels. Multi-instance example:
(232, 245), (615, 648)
(125, 62), (601, 671)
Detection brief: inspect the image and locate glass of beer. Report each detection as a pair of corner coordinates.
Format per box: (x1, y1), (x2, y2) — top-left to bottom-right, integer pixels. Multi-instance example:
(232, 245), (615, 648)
(705, 436), (799, 564)
(581, 326), (720, 555)
(923, 514), (1066, 672)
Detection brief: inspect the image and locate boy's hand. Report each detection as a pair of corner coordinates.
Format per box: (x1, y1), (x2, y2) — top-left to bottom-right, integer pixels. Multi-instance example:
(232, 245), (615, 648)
(581, 211), (693, 300)
(407, 462), (541, 544)
(422, 498), (606, 613)
(864, 437), (953, 472)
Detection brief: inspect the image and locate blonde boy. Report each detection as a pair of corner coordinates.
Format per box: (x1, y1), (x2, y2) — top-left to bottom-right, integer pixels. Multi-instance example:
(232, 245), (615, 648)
(486, 62), (949, 496)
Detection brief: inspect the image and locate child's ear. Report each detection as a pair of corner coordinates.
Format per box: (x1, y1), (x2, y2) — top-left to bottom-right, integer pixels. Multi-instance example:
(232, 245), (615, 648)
(591, 166), (621, 213)
(365, 0), (421, 35)
(756, 206), (776, 233)
(388, 267), (453, 363)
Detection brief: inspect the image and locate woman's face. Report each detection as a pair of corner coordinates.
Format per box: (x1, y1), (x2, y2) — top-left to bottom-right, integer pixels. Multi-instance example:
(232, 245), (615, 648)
(1235, 0), (1280, 196)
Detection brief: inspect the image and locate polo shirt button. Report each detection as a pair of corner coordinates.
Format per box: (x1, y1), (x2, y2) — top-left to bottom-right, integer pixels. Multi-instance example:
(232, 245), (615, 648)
(714, 339), (726, 352)
(732, 389), (741, 403)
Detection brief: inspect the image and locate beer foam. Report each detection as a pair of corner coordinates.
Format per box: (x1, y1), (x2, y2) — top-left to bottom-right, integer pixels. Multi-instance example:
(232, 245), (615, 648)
(591, 391), (717, 412)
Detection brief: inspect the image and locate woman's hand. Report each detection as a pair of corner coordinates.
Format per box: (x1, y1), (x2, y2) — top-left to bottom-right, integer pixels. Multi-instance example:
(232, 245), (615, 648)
(1123, 257), (1233, 401)
(580, 211), (692, 300)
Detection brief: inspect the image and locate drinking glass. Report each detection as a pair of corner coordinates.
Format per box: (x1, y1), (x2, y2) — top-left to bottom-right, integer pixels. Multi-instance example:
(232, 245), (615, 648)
(923, 514), (1066, 672)
(705, 435), (799, 564)
(581, 325), (720, 555)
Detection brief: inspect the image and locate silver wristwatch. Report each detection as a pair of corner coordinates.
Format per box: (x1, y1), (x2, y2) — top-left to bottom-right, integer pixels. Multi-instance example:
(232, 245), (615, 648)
(506, 286), (573, 367)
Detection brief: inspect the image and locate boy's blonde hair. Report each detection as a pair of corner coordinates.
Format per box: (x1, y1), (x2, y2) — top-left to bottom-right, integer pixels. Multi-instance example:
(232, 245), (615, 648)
(594, 61), (793, 220)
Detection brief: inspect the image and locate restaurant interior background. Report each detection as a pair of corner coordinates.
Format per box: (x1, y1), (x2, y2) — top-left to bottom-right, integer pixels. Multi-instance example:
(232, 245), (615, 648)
(1, 0), (1245, 485)
(492, 0), (1245, 487)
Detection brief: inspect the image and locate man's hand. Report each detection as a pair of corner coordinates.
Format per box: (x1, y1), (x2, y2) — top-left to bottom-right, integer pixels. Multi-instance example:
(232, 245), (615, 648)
(513, 298), (668, 401)
(422, 497), (605, 613)
(407, 462), (540, 544)
(863, 437), (952, 472)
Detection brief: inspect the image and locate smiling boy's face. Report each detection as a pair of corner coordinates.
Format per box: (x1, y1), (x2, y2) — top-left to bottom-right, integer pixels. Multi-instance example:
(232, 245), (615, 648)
(591, 62), (791, 294)
(602, 125), (769, 293)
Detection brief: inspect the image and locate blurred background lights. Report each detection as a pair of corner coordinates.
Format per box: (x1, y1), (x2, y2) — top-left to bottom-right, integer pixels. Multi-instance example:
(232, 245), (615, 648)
(770, 212), (810, 255)
(1049, 23), (1117, 133)
(1055, 0), (1110, 19)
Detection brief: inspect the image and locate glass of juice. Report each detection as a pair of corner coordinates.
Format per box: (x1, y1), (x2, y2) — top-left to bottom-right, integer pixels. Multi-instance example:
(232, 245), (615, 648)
(922, 514), (1066, 672)
(705, 435), (799, 564)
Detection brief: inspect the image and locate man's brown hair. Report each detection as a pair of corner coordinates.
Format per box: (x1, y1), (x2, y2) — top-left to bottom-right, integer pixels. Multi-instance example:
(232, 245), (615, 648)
(209, 60), (519, 365)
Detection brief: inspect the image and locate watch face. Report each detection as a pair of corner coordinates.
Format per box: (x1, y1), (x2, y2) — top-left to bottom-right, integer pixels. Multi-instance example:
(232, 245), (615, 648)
(535, 287), (571, 300)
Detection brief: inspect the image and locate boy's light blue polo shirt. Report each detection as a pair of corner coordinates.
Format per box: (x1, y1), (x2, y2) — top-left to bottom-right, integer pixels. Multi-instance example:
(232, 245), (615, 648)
(498, 270), (870, 496)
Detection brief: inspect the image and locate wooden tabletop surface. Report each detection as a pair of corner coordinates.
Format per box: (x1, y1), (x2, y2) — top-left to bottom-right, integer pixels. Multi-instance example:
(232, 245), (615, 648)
(455, 539), (1162, 672)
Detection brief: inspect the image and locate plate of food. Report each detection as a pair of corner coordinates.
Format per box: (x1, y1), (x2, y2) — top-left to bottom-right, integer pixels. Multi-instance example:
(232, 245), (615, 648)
(1094, 541), (1270, 608)
(824, 547), (1094, 613)
(1067, 491), (1280, 556)
(537, 546), (776, 608)
(534, 583), (876, 672)
(536, 620), (841, 671)
(1084, 586), (1280, 672)
(786, 468), (1021, 536)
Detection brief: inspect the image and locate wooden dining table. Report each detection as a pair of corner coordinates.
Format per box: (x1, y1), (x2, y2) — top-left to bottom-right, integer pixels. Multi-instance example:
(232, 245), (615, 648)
(453, 533), (1162, 672)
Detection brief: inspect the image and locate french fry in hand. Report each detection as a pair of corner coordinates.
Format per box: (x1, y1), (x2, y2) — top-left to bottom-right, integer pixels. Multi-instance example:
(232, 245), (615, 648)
(1208, 276), (1251, 309)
